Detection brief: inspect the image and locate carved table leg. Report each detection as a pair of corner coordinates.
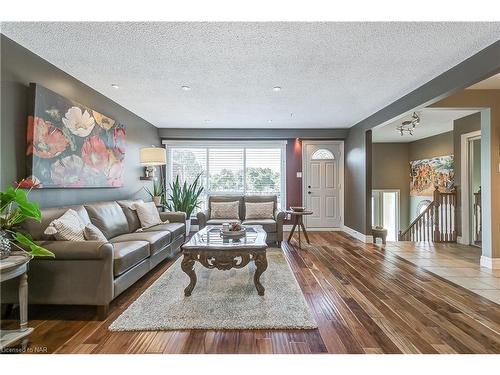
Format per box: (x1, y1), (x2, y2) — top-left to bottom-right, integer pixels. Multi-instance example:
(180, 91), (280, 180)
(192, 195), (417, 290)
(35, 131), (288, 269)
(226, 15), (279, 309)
(253, 252), (268, 296)
(181, 254), (197, 296)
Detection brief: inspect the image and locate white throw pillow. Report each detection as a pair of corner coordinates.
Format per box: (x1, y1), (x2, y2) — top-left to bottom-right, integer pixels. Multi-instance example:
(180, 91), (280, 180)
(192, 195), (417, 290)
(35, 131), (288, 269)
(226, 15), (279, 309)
(210, 201), (240, 219)
(84, 223), (107, 242)
(132, 201), (163, 228)
(44, 209), (86, 241)
(245, 201), (275, 220)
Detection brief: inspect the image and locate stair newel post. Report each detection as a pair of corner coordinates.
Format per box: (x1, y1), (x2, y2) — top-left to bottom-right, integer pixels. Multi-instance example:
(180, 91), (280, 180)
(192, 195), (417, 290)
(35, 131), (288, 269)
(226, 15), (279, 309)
(451, 186), (457, 242)
(433, 186), (441, 242)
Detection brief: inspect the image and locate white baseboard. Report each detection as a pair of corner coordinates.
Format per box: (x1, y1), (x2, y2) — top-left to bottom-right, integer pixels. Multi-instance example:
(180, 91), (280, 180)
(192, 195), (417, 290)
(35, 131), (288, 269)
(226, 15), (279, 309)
(283, 225), (342, 232)
(480, 256), (500, 269)
(342, 225), (374, 243)
(456, 236), (465, 245)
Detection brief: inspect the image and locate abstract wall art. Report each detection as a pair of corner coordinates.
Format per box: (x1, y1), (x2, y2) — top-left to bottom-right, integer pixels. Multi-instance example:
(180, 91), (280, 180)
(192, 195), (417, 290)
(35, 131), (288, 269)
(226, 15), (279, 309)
(26, 84), (126, 188)
(409, 155), (454, 196)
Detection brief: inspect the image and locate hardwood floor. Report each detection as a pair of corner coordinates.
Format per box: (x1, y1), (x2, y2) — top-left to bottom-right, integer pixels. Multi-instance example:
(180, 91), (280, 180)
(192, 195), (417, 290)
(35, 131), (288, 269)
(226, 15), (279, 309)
(2, 231), (499, 354)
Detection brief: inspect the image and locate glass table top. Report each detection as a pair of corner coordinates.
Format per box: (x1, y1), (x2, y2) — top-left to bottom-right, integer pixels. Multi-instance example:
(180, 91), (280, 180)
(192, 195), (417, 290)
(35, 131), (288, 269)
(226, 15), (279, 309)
(183, 225), (267, 250)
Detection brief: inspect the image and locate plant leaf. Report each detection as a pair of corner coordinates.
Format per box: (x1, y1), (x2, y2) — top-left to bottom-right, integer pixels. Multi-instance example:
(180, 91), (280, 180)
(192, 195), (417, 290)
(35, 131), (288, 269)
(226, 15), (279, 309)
(14, 232), (55, 258)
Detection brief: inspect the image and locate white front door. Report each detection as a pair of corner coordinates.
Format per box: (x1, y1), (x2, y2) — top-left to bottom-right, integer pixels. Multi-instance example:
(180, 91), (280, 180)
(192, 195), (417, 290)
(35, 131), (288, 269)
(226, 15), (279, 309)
(303, 142), (343, 228)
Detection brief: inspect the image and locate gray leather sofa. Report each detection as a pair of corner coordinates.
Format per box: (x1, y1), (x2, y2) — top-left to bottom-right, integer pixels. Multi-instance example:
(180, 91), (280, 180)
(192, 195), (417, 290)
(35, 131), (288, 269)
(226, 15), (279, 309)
(1, 200), (185, 319)
(197, 195), (284, 243)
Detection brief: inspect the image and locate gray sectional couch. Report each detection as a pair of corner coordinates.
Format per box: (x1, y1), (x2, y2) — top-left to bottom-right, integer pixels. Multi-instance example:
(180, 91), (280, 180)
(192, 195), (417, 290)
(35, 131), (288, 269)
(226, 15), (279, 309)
(197, 195), (284, 243)
(1, 200), (186, 319)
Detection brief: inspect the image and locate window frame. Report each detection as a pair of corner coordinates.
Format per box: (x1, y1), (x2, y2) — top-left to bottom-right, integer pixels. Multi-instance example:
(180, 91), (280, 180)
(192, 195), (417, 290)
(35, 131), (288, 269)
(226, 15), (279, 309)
(162, 140), (287, 212)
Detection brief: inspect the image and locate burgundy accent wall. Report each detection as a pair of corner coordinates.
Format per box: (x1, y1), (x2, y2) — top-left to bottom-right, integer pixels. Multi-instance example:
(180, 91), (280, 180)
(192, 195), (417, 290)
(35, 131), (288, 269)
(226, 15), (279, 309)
(285, 138), (303, 223)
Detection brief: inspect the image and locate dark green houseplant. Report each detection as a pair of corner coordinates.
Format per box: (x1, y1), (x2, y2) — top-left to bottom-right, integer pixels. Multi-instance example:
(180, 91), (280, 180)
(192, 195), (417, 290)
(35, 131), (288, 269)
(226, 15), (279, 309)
(164, 174), (204, 234)
(0, 183), (55, 259)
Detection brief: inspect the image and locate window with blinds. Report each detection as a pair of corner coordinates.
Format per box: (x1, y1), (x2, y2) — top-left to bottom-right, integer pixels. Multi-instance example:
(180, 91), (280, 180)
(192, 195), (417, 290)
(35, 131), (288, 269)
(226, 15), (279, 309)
(165, 142), (286, 215)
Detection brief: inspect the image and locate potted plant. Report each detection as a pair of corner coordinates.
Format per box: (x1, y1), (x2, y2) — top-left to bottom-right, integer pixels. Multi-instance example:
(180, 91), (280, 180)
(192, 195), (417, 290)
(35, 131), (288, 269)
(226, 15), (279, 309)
(164, 174), (204, 235)
(1, 182), (55, 259)
(144, 179), (165, 206)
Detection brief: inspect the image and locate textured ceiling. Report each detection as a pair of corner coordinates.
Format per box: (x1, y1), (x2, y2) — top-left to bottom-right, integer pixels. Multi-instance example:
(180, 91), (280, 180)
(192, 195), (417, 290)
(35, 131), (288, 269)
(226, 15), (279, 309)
(1, 22), (499, 129)
(372, 109), (477, 143)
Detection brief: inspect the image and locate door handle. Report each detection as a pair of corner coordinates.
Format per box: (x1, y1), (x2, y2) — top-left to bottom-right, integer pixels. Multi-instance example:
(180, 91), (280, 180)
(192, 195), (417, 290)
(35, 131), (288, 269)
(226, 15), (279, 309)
(308, 185), (311, 188)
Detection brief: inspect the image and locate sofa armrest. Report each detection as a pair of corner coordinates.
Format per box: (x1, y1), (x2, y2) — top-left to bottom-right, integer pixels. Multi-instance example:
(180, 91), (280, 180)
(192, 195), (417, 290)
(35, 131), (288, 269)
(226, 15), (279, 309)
(274, 209), (285, 223)
(160, 211), (186, 223)
(197, 210), (209, 229)
(35, 241), (113, 260)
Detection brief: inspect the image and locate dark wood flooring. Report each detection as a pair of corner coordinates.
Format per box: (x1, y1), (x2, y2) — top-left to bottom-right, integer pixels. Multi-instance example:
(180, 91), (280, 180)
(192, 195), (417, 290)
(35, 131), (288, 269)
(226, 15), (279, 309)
(2, 232), (499, 354)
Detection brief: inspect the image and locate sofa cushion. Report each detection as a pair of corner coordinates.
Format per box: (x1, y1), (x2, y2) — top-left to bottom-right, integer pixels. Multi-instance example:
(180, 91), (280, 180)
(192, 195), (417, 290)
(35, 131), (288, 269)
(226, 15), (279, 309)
(85, 201), (129, 239)
(117, 199), (144, 232)
(143, 222), (185, 238)
(132, 201), (163, 228)
(242, 219), (277, 233)
(244, 201), (274, 220)
(112, 241), (150, 277)
(210, 201), (240, 220)
(44, 209), (86, 241)
(207, 219), (241, 225)
(243, 195), (277, 219)
(110, 231), (171, 255)
(22, 205), (89, 241)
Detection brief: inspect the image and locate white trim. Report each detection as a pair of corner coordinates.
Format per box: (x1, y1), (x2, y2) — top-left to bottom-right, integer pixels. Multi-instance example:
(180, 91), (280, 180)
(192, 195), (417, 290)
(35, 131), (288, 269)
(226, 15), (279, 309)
(163, 140), (287, 211)
(456, 236), (466, 245)
(372, 189), (400, 241)
(163, 140), (287, 147)
(480, 256), (500, 269)
(301, 140), (344, 230)
(460, 130), (481, 246)
(342, 225), (374, 243)
(283, 225), (342, 232)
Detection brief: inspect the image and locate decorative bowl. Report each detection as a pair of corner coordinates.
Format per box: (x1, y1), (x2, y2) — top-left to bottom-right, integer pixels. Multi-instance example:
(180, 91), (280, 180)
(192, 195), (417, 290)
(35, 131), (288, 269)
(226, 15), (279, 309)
(290, 206), (305, 212)
(220, 226), (246, 238)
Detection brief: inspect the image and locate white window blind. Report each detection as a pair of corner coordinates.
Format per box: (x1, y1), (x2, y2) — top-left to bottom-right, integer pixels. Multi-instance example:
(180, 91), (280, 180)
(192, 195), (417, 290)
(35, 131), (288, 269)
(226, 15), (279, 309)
(164, 141), (286, 215)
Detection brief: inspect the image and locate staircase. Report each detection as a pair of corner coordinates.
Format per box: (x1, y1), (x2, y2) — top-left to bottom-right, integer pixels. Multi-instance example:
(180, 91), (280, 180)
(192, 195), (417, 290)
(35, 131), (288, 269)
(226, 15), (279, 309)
(399, 186), (457, 242)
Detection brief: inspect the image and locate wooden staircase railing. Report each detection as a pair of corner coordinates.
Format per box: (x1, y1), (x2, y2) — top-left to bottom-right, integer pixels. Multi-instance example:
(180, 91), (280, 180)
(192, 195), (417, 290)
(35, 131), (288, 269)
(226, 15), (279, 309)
(399, 186), (457, 242)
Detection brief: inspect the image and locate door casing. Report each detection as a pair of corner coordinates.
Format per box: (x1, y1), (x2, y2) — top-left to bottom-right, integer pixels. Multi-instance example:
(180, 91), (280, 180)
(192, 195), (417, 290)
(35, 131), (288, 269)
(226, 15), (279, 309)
(301, 140), (344, 229)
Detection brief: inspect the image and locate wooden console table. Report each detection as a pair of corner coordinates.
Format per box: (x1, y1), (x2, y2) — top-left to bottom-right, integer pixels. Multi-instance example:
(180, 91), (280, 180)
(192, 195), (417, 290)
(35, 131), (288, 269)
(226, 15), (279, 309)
(0, 253), (33, 351)
(286, 210), (313, 249)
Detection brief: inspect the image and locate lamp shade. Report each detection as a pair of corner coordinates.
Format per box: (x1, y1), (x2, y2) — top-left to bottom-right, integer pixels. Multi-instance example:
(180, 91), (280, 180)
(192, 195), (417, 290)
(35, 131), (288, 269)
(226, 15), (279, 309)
(140, 147), (166, 166)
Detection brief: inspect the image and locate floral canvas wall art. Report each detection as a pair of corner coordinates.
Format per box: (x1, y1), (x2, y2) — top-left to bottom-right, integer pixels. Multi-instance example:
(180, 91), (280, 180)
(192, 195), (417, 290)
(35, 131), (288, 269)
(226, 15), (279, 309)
(26, 84), (126, 188)
(409, 155), (454, 196)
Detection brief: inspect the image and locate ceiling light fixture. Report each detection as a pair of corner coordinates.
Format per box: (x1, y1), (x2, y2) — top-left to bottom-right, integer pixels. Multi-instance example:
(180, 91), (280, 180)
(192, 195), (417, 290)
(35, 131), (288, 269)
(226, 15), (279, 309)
(181, 85), (191, 91)
(111, 84), (120, 89)
(268, 120), (273, 123)
(204, 119), (211, 123)
(272, 86), (281, 92)
(396, 112), (420, 136)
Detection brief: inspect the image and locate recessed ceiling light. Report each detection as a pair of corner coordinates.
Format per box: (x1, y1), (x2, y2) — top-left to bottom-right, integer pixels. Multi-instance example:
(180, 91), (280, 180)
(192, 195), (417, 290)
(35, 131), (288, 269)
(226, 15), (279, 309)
(111, 84), (120, 89)
(268, 120), (273, 123)
(181, 85), (191, 91)
(204, 119), (211, 123)
(272, 86), (281, 92)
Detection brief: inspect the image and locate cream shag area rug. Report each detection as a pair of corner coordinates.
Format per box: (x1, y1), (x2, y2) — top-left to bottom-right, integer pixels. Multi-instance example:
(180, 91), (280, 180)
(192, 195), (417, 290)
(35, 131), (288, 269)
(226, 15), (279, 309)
(109, 248), (317, 331)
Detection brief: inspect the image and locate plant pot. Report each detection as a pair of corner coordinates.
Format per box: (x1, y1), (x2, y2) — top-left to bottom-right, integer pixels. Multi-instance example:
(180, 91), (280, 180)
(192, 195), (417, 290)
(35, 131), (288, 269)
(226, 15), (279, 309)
(0, 230), (12, 260)
(152, 196), (161, 206)
(185, 219), (191, 236)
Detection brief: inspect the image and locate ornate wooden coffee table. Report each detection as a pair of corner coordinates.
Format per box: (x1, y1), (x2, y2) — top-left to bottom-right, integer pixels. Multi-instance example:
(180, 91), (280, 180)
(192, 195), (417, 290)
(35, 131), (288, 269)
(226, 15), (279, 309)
(181, 225), (268, 296)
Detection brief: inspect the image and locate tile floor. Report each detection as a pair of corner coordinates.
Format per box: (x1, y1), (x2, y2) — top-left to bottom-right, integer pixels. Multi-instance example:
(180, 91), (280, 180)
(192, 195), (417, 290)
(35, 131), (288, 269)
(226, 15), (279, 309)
(382, 241), (500, 305)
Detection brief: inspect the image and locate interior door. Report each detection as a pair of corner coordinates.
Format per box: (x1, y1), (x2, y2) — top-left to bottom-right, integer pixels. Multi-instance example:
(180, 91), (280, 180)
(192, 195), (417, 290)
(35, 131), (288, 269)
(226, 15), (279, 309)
(304, 143), (342, 228)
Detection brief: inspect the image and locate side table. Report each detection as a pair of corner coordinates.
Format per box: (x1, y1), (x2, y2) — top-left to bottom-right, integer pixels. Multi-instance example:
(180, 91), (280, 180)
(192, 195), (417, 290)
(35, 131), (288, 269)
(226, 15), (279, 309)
(286, 210), (313, 249)
(0, 253), (33, 351)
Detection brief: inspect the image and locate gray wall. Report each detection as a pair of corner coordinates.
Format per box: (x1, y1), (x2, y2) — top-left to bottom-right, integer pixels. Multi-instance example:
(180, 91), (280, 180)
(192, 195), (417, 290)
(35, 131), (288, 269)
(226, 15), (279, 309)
(1, 35), (160, 207)
(452, 112), (481, 237)
(372, 143), (410, 229)
(345, 127), (372, 234)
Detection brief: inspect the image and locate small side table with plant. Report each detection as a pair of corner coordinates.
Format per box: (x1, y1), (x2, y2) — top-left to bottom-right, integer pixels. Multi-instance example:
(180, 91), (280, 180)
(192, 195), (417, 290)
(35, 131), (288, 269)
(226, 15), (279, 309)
(0, 182), (54, 350)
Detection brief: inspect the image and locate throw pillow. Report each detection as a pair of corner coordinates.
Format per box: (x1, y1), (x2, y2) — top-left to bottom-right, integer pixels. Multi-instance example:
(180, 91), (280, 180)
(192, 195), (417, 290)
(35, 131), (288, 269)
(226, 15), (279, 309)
(132, 201), (163, 228)
(43, 209), (86, 241)
(84, 223), (108, 242)
(210, 201), (240, 219)
(245, 201), (274, 220)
